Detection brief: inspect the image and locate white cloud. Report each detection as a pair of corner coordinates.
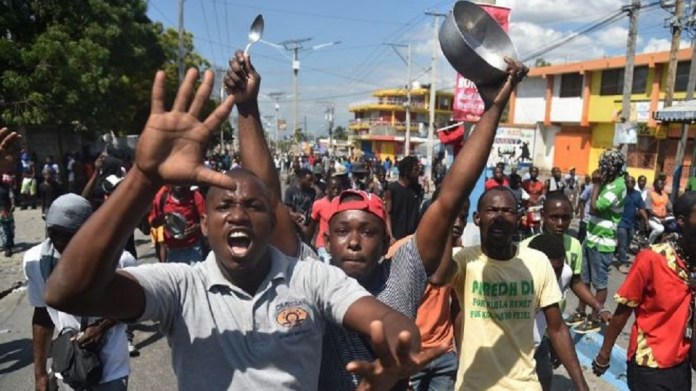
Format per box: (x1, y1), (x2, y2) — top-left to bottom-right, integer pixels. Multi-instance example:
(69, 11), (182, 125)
(510, 21), (609, 64)
(640, 37), (690, 53)
(595, 26), (632, 49)
(498, 0), (630, 24)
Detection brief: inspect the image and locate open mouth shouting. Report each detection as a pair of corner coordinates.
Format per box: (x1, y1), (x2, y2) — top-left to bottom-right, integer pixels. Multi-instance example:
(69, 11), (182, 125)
(227, 229), (253, 257)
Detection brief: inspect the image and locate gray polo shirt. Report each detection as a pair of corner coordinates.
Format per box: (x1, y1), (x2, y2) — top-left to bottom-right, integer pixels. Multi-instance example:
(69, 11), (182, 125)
(125, 246), (370, 390)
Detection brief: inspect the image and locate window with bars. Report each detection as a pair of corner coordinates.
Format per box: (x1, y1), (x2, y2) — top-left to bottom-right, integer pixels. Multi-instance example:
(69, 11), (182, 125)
(559, 73), (583, 97)
(600, 66), (648, 95)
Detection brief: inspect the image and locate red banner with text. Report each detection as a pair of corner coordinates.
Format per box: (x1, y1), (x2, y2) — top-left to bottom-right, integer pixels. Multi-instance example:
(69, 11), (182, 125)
(452, 5), (511, 122)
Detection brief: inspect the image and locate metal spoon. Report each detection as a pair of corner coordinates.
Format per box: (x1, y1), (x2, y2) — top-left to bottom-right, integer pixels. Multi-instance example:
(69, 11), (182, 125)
(244, 14), (264, 56)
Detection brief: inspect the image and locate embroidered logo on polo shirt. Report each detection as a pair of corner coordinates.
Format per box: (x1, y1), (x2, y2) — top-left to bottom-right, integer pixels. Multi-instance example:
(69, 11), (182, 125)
(274, 300), (311, 328)
(276, 307), (308, 328)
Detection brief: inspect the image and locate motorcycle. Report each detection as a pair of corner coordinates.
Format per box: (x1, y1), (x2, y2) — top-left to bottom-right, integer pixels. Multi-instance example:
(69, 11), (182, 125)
(516, 205), (543, 241)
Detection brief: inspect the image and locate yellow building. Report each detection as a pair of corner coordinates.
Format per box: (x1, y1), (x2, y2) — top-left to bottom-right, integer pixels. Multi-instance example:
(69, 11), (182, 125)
(348, 84), (453, 160)
(512, 48), (695, 188)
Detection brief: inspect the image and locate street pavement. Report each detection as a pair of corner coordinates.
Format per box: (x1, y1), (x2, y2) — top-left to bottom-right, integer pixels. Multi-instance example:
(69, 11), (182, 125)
(0, 207), (660, 390)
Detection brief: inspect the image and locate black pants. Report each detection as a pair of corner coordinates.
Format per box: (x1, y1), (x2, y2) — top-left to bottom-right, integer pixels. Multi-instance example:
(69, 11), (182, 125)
(627, 360), (691, 391)
(577, 221), (587, 243)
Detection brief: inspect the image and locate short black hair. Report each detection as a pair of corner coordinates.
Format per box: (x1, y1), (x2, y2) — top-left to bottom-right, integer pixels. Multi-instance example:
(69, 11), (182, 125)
(528, 233), (565, 260)
(673, 191), (696, 221)
(476, 186), (518, 212)
(398, 156), (419, 177)
(297, 168), (313, 178)
(543, 192), (572, 212)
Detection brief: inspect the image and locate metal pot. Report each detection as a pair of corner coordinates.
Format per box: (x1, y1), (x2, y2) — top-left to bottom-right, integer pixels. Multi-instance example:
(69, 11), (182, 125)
(439, 1), (518, 85)
(164, 212), (188, 240)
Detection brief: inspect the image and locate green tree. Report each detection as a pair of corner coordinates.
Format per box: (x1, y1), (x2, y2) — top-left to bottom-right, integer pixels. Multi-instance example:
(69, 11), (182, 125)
(332, 125), (348, 140)
(294, 128), (309, 142)
(534, 58), (551, 67)
(0, 0), (167, 136)
(156, 26), (211, 101)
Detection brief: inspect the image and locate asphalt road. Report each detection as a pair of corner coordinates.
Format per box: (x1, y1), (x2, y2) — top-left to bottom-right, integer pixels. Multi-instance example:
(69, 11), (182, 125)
(0, 207), (643, 391)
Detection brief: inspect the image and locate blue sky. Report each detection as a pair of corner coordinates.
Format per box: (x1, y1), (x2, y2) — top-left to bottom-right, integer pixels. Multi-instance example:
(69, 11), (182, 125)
(146, 0), (685, 137)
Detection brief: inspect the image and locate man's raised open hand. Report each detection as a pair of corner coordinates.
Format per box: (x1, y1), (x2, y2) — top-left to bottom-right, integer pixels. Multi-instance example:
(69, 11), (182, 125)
(347, 320), (448, 391)
(134, 68), (236, 189)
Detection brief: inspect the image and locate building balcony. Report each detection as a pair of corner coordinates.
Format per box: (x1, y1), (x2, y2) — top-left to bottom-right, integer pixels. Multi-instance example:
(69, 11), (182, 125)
(348, 118), (421, 134)
(349, 99), (430, 113)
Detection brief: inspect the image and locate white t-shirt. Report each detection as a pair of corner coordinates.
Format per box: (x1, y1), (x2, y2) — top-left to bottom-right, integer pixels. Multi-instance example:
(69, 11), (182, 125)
(533, 263), (572, 347)
(23, 245), (134, 383)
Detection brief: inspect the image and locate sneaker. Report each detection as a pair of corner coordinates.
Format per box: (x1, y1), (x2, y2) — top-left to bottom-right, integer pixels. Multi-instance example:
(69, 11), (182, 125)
(574, 318), (601, 334)
(3, 248), (11, 257)
(128, 343), (140, 357)
(565, 311), (586, 326)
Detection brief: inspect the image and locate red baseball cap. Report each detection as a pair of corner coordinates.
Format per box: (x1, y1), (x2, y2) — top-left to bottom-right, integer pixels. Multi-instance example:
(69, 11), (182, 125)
(329, 190), (387, 224)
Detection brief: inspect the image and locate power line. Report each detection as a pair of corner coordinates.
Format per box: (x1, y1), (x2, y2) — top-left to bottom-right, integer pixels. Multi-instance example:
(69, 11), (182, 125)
(520, 1), (664, 62)
(210, 0), (226, 65)
(198, 0), (216, 66)
(211, 0), (409, 26)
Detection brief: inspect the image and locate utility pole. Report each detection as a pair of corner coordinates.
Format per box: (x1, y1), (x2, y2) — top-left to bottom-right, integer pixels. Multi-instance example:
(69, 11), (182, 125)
(405, 44), (412, 156)
(321, 101), (335, 156)
(673, 0), (696, 200)
(268, 92), (285, 151)
(219, 82), (225, 153)
(658, 0), (685, 175)
(266, 38), (340, 142)
(284, 39), (311, 141)
(620, 0), (640, 123)
(425, 11), (446, 182)
(664, 0), (685, 108)
(177, 0), (185, 84)
(386, 43), (413, 156)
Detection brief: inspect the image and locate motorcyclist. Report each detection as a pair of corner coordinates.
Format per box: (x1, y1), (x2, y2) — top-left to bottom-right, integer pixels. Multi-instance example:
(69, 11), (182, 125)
(646, 178), (673, 244)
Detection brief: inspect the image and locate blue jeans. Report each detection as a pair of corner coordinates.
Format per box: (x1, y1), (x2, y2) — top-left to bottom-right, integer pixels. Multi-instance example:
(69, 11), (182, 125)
(167, 243), (203, 264)
(0, 217), (14, 250)
(616, 226), (633, 265)
(409, 350), (458, 391)
(581, 245), (612, 290)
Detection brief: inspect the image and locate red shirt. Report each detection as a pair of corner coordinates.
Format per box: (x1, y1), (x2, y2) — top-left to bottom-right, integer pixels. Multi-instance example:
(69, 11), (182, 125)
(522, 179), (545, 205)
(310, 196), (334, 248)
(484, 177), (509, 191)
(148, 187), (206, 248)
(614, 243), (692, 368)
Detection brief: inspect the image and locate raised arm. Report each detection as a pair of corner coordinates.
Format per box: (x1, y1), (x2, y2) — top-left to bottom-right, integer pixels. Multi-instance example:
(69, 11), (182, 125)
(224, 51), (300, 256)
(80, 154), (105, 206)
(44, 69), (237, 318)
(419, 60), (528, 275)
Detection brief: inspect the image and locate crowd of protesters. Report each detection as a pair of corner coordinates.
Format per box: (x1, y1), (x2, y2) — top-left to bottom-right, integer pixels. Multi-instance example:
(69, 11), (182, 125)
(1, 47), (694, 391)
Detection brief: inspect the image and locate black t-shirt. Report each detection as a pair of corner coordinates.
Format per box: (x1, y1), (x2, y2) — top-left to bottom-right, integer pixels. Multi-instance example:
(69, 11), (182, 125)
(388, 181), (423, 240)
(0, 182), (12, 210)
(39, 180), (64, 213)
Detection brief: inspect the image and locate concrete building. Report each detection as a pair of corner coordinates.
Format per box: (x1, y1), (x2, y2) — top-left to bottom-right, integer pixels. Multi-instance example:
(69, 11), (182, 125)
(509, 47), (695, 188)
(348, 84), (453, 160)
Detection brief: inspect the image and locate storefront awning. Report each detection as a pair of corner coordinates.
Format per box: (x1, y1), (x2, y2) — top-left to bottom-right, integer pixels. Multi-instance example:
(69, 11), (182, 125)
(653, 99), (696, 123)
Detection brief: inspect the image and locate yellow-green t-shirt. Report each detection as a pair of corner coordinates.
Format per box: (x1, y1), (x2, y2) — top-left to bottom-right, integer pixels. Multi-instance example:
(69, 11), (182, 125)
(450, 246), (562, 391)
(520, 233), (583, 276)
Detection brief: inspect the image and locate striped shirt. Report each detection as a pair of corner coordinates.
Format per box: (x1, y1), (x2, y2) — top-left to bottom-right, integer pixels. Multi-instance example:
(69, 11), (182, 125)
(586, 176), (626, 253)
(318, 236), (428, 390)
